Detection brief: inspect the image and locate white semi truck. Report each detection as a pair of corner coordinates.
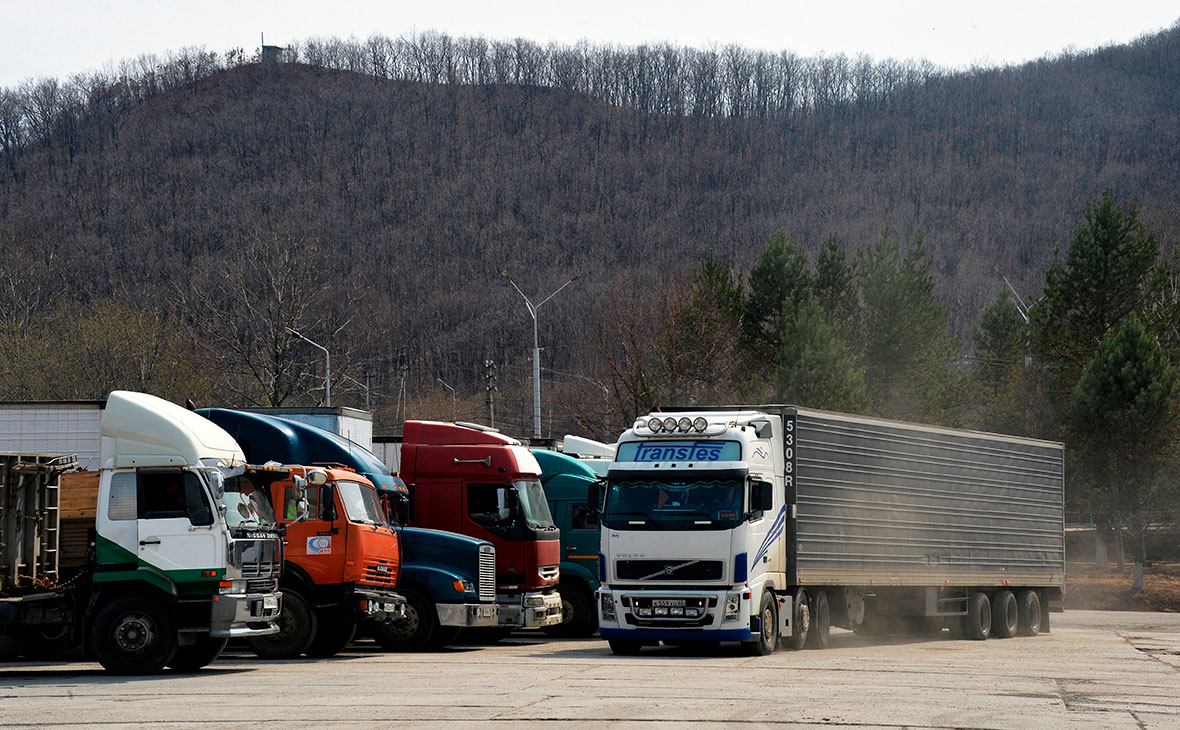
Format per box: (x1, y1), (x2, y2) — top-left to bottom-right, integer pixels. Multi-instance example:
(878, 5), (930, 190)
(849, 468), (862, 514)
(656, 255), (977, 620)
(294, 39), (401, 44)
(0, 391), (284, 673)
(596, 406), (1065, 655)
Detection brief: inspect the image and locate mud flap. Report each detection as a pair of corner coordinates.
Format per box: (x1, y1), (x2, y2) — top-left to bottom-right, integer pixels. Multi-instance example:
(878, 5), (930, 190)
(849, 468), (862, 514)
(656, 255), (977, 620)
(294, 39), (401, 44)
(778, 594), (792, 637)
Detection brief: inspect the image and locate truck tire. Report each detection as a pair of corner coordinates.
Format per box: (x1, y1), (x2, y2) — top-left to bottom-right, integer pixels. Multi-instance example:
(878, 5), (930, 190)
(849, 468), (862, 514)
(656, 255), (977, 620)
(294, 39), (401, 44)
(248, 590), (317, 659)
(305, 609), (357, 657)
(806, 591), (831, 649)
(991, 590), (1018, 639)
(1017, 590), (1042, 636)
(168, 636), (228, 672)
(965, 592), (991, 641)
(744, 590), (779, 656)
(607, 638), (644, 655)
(89, 595), (178, 675)
(543, 583), (597, 638)
(785, 588), (810, 650)
(371, 588), (438, 652)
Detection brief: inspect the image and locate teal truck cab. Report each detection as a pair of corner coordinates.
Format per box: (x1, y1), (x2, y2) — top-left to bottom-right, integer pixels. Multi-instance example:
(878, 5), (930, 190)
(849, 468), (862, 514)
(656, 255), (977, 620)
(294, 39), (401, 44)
(531, 448), (603, 637)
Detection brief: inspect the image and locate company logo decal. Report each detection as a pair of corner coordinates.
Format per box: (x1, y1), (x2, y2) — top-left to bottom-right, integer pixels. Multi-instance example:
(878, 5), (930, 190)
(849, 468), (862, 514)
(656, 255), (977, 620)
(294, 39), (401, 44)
(307, 536), (332, 555)
(753, 447), (769, 459)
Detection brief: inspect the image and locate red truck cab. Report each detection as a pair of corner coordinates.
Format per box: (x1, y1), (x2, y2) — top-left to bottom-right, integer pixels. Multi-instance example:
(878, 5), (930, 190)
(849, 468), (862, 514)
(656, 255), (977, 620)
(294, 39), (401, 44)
(400, 421), (563, 629)
(246, 464), (406, 658)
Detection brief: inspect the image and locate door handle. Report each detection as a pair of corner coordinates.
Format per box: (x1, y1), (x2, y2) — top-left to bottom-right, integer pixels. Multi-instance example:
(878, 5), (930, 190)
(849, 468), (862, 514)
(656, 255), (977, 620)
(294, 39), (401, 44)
(139, 539), (161, 546)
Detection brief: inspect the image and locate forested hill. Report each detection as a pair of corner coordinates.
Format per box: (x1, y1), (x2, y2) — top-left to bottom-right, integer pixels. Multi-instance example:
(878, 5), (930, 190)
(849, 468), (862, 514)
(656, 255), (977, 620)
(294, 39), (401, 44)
(1, 26), (1178, 410)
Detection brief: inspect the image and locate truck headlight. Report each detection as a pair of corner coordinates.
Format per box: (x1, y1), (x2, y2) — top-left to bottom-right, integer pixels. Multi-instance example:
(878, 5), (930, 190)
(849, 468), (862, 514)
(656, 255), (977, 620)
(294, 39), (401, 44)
(600, 592), (616, 621)
(219, 579), (247, 594)
(725, 593), (741, 619)
(523, 595), (546, 607)
(452, 579), (474, 593)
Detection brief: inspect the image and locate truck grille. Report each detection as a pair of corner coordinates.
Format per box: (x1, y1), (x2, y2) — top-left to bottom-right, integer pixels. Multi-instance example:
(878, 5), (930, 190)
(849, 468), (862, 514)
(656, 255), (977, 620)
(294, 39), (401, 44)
(616, 559), (723, 581)
(364, 559), (397, 586)
(539, 564), (559, 581)
(234, 538), (280, 578)
(246, 578), (276, 594)
(478, 545), (495, 602)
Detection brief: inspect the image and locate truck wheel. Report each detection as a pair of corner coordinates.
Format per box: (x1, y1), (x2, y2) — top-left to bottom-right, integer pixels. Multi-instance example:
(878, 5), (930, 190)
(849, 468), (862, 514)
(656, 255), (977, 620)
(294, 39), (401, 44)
(785, 588), (810, 650)
(1016, 590), (1042, 636)
(744, 590), (779, 656)
(89, 595), (178, 675)
(248, 590), (317, 659)
(991, 590), (1018, 639)
(965, 592), (991, 641)
(607, 638), (644, 655)
(305, 609), (358, 657)
(543, 583), (597, 638)
(371, 588), (437, 652)
(806, 591), (831, 649)
(168, 636), (228, 672)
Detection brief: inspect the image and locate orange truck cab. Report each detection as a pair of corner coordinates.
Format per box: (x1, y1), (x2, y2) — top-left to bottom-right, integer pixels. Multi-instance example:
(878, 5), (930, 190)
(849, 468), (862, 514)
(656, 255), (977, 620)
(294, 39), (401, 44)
(243, 464), (406, 658)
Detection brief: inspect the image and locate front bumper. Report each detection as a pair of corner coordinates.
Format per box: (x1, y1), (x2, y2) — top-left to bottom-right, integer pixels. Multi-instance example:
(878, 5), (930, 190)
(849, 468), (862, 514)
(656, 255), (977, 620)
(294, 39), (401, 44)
(437, 602), (499, 628)
(353, 587), (407, 623)
(597, 587), (752, 641)
(210, 591), (283, 638)
(497, 590), (563, 628)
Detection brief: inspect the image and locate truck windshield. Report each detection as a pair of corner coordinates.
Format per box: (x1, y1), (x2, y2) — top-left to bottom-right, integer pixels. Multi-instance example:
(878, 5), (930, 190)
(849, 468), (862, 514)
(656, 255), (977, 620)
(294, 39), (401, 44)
(514, 479), (556, 530)
(603, 474), (745, 530)
(336, 480), (387, 526)
(221, 473), (278, 528)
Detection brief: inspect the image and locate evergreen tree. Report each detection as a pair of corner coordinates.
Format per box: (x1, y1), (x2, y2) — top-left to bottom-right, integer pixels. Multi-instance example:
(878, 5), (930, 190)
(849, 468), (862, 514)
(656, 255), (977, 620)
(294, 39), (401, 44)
(813, 234), (858, 338)
(1070, 317), (1180, 567)
(1031, 189), (1161, 394)
(855, 228), (959, 421)
(741, 231), (812, 363)
(775, 294), (868, 412)
(974, 289), (1029, 389)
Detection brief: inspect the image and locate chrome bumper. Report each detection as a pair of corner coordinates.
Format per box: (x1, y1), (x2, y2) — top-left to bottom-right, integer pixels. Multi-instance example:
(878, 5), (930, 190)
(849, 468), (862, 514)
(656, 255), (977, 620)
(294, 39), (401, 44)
(497, 590), (563, 628)
(209, 591), (282, 638)
(437, 602), (499, 628)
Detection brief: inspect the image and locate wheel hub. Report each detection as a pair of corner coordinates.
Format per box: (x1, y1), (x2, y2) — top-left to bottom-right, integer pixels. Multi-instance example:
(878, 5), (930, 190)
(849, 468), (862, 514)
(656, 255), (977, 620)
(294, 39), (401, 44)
(113, 613), (155, 655)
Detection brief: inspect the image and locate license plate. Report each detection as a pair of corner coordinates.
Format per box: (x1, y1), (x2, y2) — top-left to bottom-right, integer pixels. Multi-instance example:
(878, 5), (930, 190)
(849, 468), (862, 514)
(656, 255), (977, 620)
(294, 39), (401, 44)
(652, 599), (685, 608)
(263, 595), (279, 610)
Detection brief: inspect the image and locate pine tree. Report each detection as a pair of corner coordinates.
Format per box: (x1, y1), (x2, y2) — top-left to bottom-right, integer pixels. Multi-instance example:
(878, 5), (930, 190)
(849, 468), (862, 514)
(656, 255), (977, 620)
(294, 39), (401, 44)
(741, 231), (812, 363)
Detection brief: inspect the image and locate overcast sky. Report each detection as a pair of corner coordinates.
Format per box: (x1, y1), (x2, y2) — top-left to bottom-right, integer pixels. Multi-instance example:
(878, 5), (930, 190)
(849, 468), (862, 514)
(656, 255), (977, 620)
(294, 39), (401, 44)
(2, 1), (1177, 89)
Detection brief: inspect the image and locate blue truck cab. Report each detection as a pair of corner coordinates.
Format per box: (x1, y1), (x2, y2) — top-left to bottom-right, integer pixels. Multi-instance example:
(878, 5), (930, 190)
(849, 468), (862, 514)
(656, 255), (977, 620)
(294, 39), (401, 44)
(531, 448), (603, 637)
(197, 409), (498, 651)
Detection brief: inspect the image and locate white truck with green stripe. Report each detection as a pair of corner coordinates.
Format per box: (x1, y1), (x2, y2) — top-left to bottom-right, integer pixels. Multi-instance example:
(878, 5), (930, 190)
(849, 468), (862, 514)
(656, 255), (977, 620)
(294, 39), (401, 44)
(0, 391), (284, 673)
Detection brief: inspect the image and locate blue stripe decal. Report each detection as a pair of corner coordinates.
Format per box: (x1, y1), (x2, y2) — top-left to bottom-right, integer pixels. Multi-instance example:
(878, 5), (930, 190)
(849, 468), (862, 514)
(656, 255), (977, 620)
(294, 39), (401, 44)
(751, 505), (787, 566)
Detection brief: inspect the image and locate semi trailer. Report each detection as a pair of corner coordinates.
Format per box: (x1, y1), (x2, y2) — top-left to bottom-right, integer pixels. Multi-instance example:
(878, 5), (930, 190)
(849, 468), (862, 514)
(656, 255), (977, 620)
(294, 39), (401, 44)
(0, 391), (284, 673)
(596, 406), (1065, 655)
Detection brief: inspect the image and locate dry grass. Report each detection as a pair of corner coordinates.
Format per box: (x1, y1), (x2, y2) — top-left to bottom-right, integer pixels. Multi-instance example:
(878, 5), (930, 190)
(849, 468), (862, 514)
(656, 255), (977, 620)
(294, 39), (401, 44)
(1066, 564), (1180, 612)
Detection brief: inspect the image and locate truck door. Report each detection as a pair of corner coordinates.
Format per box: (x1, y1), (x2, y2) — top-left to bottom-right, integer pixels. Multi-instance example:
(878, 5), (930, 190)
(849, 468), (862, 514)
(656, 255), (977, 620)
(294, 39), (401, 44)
(135, 468), (220, 572)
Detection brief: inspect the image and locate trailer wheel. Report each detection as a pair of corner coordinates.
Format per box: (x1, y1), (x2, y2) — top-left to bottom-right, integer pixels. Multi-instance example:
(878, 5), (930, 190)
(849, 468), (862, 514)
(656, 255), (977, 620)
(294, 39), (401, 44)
(168, 637), (228, 672)
(305, 609), (357, 657)
(248, 590), (317, 659)
(965, 592), (991, 641)
(744, 590), (779, 656)
(608, 638), (644, 655)
(543, 583), (597, 638)
(806, 591), (831, 649)
(371, 588), (438, 652)
(785, 588), (810, 650)
(90, 595), (178, 675)
(991, 590), (1018, 639)
(1016, 590), (1042, 636)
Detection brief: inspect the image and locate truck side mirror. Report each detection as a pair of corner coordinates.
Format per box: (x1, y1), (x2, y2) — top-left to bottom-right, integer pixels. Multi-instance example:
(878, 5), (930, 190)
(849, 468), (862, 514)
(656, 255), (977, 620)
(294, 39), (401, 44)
(395, 496), (411, 525)
(321, 483), (338, 522)
(587, 480), (602, 513)
(290, 476), (311, 522)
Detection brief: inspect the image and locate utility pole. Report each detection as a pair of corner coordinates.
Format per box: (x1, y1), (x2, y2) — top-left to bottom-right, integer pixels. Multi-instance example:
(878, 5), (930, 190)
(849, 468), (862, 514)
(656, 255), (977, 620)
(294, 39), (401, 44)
(484, 359), (497, 429)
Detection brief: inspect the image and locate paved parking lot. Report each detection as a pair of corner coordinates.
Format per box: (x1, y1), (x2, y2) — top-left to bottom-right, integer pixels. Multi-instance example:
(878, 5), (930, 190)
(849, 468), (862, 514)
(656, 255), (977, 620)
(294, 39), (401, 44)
(1, 610), (1178, 729)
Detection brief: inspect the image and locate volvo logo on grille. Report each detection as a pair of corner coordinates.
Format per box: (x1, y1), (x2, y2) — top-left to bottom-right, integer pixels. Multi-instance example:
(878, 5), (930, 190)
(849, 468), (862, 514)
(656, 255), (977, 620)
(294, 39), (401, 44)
(643, 560), (700, 581)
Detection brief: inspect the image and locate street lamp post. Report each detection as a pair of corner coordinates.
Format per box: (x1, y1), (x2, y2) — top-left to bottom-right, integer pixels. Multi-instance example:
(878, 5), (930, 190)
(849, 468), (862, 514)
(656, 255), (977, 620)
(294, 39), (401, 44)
(285, 326), (331, 407)
(501, 271), (582, 440)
